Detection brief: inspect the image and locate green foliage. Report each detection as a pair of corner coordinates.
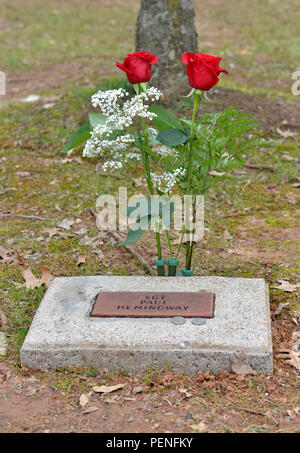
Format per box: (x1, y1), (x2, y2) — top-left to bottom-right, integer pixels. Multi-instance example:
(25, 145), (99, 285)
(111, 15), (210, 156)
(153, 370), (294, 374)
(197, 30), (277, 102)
(88, 112), (109, 128)
(157, 128), (189, 147)
(149, 106), (183, 131)
(61, 120), (90, 153)
(155, 107), (266, 195)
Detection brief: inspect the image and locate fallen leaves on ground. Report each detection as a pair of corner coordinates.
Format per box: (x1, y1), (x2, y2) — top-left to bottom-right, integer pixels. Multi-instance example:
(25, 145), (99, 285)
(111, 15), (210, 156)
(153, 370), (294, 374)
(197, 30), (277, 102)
(0, 309), (8, 332)
(77, 254), (86, 266)
(178, 388), (192, 398)
(82, 406), (99, 414)
(0, 245), (23, 265)
(15, 171), (31, 178)
(276, 127), (297, 138)
(277, 349), (300, 371)
(189, 421), (208, 432)
(21, 266), (54, 289)
(287, 407), (300, 419)
(42, 227), (59, 239)
(79, 392), (92, 409)
(56, 218), (75, 230)
(92, 384), (126, 394)
(272, 280), (300, 293)
(274, 302), (290, 316)
(0, 245), (13, 263)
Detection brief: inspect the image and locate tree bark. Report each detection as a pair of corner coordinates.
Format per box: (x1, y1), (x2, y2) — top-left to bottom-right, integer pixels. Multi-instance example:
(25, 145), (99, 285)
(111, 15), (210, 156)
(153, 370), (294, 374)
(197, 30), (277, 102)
(136, 0), (198, 89)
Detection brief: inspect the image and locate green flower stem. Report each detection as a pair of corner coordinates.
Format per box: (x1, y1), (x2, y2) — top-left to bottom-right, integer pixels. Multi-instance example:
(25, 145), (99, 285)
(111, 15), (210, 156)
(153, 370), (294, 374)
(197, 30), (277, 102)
(185, 92), (201, 270)
(175, 228), (186, 260)
(140, 116), (162, 260)
(165, 230), (173, 260)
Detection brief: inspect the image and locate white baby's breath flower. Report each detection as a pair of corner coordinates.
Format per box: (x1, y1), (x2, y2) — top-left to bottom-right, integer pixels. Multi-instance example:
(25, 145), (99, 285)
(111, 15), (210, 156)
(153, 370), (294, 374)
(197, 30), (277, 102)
(83, 87), (162, 160)
(150, 167), (185, 193)
(102, 160), (123, 172)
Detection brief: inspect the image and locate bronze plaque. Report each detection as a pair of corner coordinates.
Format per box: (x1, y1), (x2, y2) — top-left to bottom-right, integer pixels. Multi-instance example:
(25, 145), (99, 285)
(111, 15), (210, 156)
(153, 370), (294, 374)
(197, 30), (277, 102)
(91, 291), (215, 318)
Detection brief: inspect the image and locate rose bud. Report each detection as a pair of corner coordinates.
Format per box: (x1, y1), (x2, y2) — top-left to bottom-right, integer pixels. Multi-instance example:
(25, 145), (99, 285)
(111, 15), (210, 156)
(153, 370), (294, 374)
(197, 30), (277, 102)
(116, 51), (158, 85)
(182, 52), (228, 91)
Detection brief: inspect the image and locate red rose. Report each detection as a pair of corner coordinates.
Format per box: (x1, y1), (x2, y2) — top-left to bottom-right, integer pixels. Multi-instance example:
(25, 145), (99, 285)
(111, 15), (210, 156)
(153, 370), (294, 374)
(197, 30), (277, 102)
(116, 51), (158, 84)
(182, 52), (228, 91)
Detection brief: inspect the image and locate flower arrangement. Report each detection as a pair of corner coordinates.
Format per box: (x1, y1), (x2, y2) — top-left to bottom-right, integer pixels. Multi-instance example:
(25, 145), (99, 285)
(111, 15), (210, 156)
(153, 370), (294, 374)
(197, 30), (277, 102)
(63, 51), (264, 277)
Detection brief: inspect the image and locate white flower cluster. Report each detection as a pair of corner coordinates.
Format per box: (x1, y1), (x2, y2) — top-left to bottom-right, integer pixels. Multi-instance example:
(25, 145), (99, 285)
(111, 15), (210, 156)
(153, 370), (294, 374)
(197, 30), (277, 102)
(102, 160), (123, 172)
(83, 130), (135, 159)
(101, 150), (141, 173)
(156, 145), (180, 159)
(151, 167), (186, 193)
(91, 88), (128, 115)
(83, 87), (162, 161)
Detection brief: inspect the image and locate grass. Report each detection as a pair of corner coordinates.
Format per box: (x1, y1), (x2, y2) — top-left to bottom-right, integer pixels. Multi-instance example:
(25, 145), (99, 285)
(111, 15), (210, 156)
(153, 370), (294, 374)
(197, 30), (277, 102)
(0, 0), (299, 97)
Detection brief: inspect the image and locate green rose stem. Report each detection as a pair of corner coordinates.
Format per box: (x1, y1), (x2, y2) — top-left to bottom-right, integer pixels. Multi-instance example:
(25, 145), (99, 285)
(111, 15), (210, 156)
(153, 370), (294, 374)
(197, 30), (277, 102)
(140, 112), (164, 276)
(140, 117), (162, 258)
(184, 91), (202, 272)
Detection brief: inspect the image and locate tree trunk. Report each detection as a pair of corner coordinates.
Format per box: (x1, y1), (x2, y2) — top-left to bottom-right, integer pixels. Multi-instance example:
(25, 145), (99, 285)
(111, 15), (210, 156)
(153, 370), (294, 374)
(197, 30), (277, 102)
(136, 0), (198, 89)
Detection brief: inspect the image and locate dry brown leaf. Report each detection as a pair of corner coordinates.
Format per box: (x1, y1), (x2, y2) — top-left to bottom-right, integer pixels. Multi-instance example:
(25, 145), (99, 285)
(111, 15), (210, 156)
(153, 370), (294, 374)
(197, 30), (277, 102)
(274, 302), (290, 316)
(82, 406), (99, 414)
(79, 392), (92, 408)
(281, 154), (295, 161)
(132, 386), (143, 394)
(21, 267), (41, 289)
(272, 280), (300, 293)
(287, 407), (300, 419)
(228, 248), (250, 256)
(209, 170), (225, 176)
(15, 171), (31, 178)
(41, 266), (54, 286)
(230, 359), (256, 375)
(74, 227), (89, 236)
(57, 218), (75, 230)
(179, 388), (192, 398)
(92, 384), (126, 394)
(223, 230), (233, 241)
(22, 266), (54, 289)
(0, 309), (8, 332)
(77, 254), (86, 266)
(0, 244), (10, 259)
(0, 245), (17, 264)
(276, 128), (297, 138)
(285, 192), (297, 204)
(43, 228), (58, 239)
(277, 349), (300, 371)
(190, 421), (208, 432)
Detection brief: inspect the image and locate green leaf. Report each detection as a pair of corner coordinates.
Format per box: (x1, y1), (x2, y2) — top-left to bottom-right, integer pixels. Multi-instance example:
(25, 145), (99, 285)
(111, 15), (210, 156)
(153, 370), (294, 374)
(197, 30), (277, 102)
(88, 112), (109, 128)
(157, 128), (189, 147)
(149, 106), (183, 131)
(61, 121), (90, 153)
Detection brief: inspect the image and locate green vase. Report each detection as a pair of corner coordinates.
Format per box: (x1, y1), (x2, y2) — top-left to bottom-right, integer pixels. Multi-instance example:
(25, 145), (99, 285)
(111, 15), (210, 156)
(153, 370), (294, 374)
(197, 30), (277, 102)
(168, 258), (179, 276)
(181, 267), (194, 276)
(154, 257), (166, 276)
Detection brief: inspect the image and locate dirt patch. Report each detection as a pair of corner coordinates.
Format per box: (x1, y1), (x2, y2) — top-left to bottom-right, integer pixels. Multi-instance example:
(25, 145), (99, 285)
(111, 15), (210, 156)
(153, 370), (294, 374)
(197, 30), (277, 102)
(0, 58), (116, 104)
(211, 88), (300, 134)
